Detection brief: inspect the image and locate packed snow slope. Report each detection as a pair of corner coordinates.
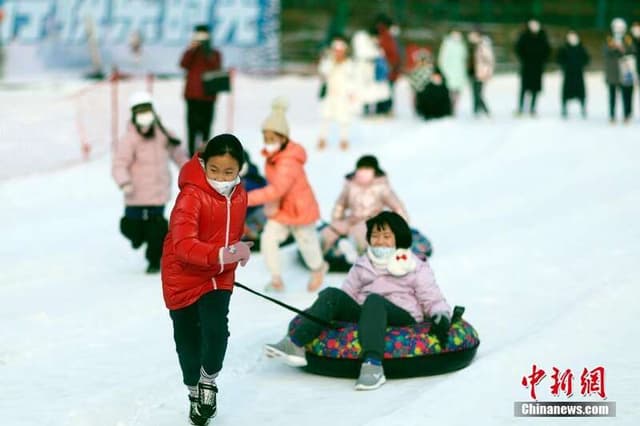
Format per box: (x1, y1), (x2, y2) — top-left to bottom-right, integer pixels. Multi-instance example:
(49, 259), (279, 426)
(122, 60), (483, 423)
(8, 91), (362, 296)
(1, 72), (639, 425)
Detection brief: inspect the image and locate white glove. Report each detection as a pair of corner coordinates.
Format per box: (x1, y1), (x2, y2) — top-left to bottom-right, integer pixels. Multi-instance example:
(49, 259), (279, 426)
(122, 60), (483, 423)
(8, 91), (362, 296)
(121, 183), (134, 195)
(386, 248), (417, 276)
(431, 311), (451, 324)
(337, 238), (358, 264)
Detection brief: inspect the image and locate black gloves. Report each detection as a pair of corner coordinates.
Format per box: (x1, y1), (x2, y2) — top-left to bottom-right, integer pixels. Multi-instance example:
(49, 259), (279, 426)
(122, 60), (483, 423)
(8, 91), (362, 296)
(431, 312), (451, 347)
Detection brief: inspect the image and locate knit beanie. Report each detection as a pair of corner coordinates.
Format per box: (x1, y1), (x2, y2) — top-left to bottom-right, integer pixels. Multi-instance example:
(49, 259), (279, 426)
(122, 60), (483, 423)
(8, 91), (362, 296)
(261, 97), (290, 137)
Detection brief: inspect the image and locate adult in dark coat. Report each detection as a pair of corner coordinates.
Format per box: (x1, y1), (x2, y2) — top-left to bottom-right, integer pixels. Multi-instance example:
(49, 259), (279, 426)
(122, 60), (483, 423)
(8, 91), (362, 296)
(557, 31), (590, 118)
(515, 19), (551, 115)
(415, 69), (452, 120)
(180, 24), (222, 156)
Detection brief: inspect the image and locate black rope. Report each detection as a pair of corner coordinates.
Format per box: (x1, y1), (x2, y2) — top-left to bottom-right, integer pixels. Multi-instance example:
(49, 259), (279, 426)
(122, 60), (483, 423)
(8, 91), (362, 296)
(234, 282), (336, 329)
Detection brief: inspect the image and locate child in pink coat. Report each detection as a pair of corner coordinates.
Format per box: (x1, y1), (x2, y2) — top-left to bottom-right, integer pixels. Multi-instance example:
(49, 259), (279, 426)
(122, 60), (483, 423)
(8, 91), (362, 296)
(322, 155), (408, 259)
(265, 211), (451, 391)
(112, 91), (188, 273)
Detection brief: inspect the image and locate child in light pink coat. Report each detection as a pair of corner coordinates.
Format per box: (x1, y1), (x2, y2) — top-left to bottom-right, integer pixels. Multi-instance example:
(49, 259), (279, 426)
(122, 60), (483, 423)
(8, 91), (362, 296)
(265, 211), (451, 391)
(322, 155), (408, 257)
(112, 91), (188, 273)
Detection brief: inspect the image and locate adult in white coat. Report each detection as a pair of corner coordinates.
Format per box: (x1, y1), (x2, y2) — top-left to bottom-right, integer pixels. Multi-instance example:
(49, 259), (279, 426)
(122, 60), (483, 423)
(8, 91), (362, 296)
(438, 30), (468, 111)
(351, 30), (391, 116)
(318, 38), (358, 151)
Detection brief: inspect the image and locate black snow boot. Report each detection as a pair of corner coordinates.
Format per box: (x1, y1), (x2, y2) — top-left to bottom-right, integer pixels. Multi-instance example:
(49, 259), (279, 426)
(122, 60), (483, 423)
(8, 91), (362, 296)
(120, 216), (144, 249)
(189, 395), (210, 426)
(197, 382), (218, 420)
(145, 263), (160, 274)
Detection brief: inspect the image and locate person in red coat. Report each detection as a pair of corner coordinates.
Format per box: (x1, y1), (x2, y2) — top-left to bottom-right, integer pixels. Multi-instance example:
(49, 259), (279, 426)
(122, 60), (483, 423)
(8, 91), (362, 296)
(374, 14), (402, 114)
(161, 134), (252, 426)
(180, 24), (222, 156)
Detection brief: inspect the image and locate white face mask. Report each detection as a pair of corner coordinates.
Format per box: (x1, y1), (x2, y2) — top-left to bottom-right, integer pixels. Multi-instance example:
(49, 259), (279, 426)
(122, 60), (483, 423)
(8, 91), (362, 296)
(207, 176), (240, 197)
(567, 33), (579, 46)
(135, 111), (155, 128)
(264, 143), (281, 154)
(367, 246), (395, 265)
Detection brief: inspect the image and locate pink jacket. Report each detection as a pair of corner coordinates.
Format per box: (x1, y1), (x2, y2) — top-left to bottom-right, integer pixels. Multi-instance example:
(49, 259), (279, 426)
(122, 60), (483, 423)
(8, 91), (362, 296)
(247, 141), (320, 226)
(332, 175), (409, 223)
(341, 254), (450, 322)
(112, 123), (189, 206)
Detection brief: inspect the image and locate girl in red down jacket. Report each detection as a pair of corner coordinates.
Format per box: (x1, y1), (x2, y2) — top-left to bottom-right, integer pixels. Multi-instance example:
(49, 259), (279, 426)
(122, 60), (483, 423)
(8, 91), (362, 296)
(161, 134), (252, 426)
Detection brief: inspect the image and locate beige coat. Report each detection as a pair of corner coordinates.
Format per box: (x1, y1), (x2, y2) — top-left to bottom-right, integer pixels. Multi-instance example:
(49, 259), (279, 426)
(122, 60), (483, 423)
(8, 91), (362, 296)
(332, 175), (408, 224)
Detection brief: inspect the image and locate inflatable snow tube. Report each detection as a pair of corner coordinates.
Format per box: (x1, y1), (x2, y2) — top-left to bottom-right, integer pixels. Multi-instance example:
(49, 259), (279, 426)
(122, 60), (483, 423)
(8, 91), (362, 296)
(305, 227), (433, 273)
(287, 306), (478, 379)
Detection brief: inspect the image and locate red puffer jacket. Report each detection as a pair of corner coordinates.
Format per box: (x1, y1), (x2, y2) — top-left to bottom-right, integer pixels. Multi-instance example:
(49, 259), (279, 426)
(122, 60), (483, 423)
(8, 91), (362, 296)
(161, 155), (247, 310)
(180, 45), (222, 101)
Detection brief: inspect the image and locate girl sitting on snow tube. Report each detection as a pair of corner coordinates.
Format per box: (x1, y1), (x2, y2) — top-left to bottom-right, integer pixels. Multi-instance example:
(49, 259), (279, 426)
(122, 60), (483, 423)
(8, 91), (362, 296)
(321, 155), (409, 259)
(319, 223), (433, 272)
(265, 211), (452, 390)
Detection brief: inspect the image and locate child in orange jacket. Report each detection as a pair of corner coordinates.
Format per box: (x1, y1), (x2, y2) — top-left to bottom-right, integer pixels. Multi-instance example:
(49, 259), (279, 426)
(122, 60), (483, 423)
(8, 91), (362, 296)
(248, 98), (328, 292)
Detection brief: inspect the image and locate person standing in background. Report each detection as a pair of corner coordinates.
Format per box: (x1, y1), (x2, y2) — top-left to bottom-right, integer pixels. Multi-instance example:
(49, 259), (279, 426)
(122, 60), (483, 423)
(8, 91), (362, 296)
(604, 18), (637, 124)
(180, 24), (222, 156)
(630, 21), (640, 112)
(351, 30), (391, 117)
(557, 30), (590, 118)
(438, 29), (468, 113)
(373, 14), (401, 115)
(467, 30), (494, 117)
(515, 19), (551, 117)
(318, 37), (358, 150)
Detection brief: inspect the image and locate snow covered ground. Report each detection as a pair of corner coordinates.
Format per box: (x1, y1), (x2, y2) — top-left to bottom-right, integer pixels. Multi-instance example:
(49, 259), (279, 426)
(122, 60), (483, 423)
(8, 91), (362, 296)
(1, 71), (639, 425)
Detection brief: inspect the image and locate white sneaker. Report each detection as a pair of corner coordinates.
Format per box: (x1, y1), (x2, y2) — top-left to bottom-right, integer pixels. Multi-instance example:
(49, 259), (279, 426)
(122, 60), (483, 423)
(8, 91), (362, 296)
(354, 361), (386, 391)
(337, 238), (358, 264)
(264, 336), (307, 367)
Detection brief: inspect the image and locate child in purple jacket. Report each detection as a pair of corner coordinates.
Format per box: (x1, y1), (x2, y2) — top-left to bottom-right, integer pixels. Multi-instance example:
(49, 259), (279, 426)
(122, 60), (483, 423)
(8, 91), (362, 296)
(264, 211), (451, 390)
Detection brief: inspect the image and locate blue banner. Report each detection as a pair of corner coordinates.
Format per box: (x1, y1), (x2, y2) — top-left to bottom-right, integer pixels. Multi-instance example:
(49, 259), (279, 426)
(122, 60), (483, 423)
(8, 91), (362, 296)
(0, 0), (280, 75)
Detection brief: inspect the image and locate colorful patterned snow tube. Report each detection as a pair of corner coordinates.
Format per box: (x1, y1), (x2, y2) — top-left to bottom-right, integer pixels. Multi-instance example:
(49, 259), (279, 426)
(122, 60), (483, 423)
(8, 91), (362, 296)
(287, 306), (479, 378)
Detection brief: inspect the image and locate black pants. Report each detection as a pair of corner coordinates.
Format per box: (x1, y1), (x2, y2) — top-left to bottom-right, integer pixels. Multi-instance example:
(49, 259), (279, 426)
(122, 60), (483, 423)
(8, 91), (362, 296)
(119, 206), (167, 267)
(472, 80), (489, 115)
(186, 99), (215, 156)
(518, 86), (538, 114)
(561, 97), (586, 117)
(374, 81), (394, 115)
(170, 290), (232, 386)
(608, 84), (634, 120)
(291, 287), (415, 361)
